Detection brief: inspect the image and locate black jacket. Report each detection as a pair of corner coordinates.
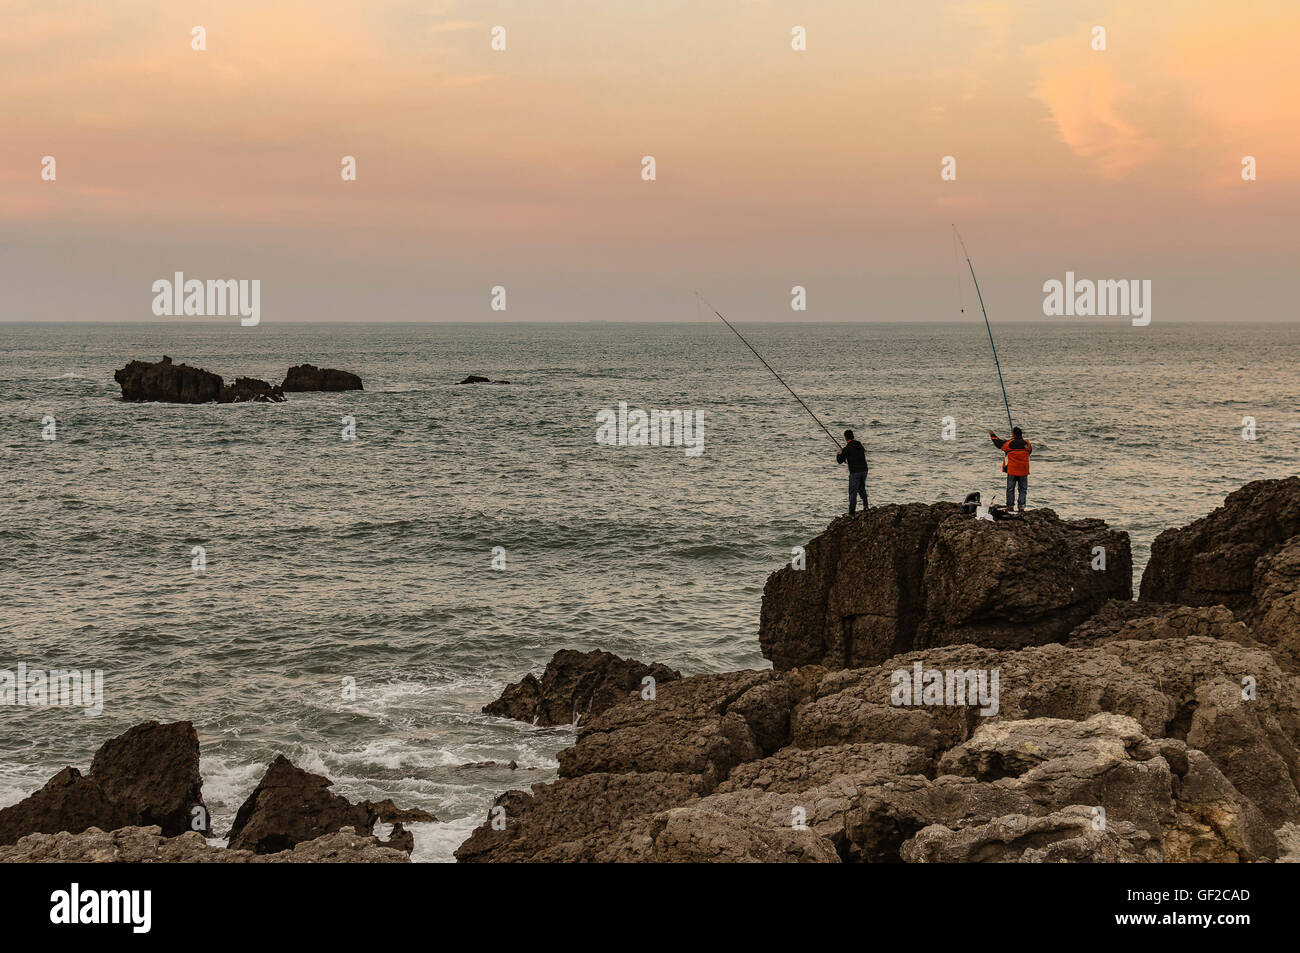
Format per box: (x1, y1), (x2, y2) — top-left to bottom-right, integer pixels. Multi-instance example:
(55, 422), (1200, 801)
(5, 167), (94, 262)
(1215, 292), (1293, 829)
(836, 440), (868, 474)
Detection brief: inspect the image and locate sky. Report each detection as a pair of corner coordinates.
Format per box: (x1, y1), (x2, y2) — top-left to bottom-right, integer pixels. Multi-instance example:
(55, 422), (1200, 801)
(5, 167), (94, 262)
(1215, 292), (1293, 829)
(1, 0), (1297, 322)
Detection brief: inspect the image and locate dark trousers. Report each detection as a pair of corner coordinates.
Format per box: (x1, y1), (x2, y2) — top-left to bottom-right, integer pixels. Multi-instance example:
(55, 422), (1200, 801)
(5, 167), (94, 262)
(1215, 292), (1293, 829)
(849, 472), (868, 513)
(1006, 475), (1027, 509)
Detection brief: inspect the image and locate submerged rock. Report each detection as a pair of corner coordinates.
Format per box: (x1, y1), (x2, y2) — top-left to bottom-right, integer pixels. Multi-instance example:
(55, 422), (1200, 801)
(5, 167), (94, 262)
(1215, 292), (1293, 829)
(226, 755), (376, 854)
(483, 649), (682, 727)
(760, 504), (1132, 671)
(281, 363), (362, 392)
(456, 374), (510, 385)
(114, 356), (222, 403)
(365, 798), (438, 824)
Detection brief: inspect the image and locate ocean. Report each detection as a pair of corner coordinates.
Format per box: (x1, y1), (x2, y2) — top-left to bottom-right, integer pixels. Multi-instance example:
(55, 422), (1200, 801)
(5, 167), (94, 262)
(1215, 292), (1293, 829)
(2, 320), (1297, 861)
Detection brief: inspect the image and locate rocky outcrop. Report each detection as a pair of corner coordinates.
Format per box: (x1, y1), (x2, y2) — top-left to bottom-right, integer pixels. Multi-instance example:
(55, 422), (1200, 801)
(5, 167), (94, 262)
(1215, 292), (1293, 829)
(456, 375), (510, 385)
(1250, 537), (1300, 672)
(0, 826), (408, 863)
(760, 505), (1131, 671)
(1141, 477), (1300, 616)
(219, 377), (285, 403)
(1068, 600), (1256, 648)
(0, 721), (208, 845)
(225, 755), (376, 854)
(114, 356), (222, 403)
(483, 649), (682, 727)
(458, 635), (1299, 863)
(281, 364), (362, 392)
(88, 721), (208, 836)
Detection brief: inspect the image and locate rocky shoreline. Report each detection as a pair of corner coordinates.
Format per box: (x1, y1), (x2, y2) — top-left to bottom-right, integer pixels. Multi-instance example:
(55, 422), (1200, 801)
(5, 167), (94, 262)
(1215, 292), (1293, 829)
(459, 477), (1300, 862)
(5, 478), (1299, 862)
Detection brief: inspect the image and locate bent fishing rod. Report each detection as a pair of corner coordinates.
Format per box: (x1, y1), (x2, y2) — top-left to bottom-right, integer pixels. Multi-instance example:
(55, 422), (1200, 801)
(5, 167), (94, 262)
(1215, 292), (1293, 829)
(698, 292), (842, 449)
(952, 225), (1015, 433)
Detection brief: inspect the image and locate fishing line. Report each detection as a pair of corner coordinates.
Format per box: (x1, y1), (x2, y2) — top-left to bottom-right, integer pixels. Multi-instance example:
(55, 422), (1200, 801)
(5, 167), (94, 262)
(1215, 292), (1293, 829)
(952, 225), (1014, 433)
(698, 291), (842, 449)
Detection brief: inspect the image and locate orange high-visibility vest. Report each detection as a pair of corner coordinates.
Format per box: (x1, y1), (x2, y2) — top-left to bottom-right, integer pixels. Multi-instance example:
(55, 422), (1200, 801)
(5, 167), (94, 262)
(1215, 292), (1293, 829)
(1001, 440), (1031, 477)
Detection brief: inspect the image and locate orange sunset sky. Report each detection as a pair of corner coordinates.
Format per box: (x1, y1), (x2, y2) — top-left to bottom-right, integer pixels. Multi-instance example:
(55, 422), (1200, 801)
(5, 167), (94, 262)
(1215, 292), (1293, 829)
(1, 0), (1296, 321)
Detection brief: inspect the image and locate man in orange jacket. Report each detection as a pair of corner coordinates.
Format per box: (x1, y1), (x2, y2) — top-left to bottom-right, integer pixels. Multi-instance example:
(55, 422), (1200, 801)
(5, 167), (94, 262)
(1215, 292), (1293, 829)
(989, 427), (1031, 512)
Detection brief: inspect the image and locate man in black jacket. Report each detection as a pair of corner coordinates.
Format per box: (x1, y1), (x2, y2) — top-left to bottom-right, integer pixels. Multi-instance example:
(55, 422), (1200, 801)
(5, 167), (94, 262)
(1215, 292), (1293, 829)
(835, 429), (869, 514)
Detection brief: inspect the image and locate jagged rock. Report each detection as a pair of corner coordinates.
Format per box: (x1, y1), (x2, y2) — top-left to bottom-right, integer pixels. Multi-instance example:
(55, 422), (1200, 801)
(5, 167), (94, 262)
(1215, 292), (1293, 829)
(483, 649), (682, 727)
(114, 356), (222, 403)
(1068, 600), (1254, 648)
(0, 721), (207, 845)
(760, 504), (1130, 671)
(458, 638), (1299, 862)
(0, 769), (132, 847)
(225, 755), (375, 854)
(1277, 823), (1300, 862)
(1251, 536), (1300, 672)
(456, 375), (509, 385)
(88, 721), (208, 836)
(281, 364), (362, 392)
(365, 798), (437, 823)
(901, 808), (1158, 863)
(383, 822), (414, 854)
(219, 376), (285, 403)
(1141, 477), (1300, 616)
(0, 825), (408, 863)
(454, 772), (711, 863)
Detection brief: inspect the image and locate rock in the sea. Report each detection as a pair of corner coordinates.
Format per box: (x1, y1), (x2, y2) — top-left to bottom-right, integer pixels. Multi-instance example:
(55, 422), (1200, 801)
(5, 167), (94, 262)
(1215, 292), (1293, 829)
(219, 376), (285, 403)
(483, 649), (682, 727)
(0, 769), (132, 847)
(760, 504), (1131, 671)
(0, 825), (408, 863)
(0, 721), (208, 845)
(1141, 477), (1300, 616)
(280, 363), (363, 392)
(456, 374), (510, 385)
(225, 755), (375, 854)
(88, 720), (209, 836)
(114, 356), (222, 403)
(365, 798), (438, 824)
(382, 822), (415, 854)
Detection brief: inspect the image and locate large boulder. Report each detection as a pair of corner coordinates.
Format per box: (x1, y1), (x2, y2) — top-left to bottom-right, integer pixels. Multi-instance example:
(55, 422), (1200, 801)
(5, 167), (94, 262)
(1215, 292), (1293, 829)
(114, 356), (222, 403)
(88, 720), (209, 836)
(0, 721), (208, 845)
(280, 364), (362, 391)
(483, 649), (682, 727)
(760, 504), (1130, 671)
(225, 756), (375, 854)
(1141, 477), (1300, 616)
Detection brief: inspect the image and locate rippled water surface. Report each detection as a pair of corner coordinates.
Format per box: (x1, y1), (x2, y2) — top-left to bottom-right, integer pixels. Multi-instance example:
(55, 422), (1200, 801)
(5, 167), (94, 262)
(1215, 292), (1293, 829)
(3, 321), (1298, 860)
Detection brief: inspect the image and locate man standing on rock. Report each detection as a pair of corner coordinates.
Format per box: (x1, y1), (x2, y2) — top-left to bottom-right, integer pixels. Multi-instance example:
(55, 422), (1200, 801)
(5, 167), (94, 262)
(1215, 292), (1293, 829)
(836, 430), (869, 514)
(989, 427), (1031, 512)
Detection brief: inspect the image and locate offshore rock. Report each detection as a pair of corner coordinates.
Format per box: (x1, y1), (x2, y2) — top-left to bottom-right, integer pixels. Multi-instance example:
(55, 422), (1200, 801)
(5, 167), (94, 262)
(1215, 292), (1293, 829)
(225, 755), (376, 854)
(483, 648), (682, 727)
(114, 356), (222, 403)
(281, 363), (363, 391)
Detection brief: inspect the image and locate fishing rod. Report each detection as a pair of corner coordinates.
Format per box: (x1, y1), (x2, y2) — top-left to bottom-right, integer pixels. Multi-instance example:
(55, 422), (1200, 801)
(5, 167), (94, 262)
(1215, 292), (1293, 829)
(698, 292), (842, 449)
(952, 225), (1014, 433)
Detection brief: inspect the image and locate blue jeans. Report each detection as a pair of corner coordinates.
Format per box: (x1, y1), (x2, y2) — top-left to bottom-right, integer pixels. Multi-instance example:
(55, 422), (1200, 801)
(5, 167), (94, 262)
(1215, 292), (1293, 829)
(848, 472), (868, 513)
(1007, 475), (1027, 509)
